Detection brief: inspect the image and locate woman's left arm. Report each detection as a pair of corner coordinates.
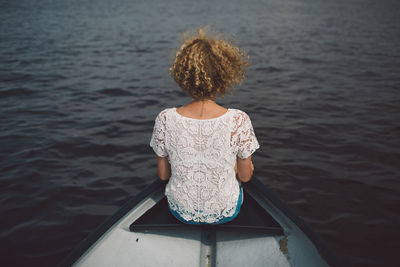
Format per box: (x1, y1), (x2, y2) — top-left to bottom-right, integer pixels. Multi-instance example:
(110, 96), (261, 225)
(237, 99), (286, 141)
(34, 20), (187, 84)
(156, 156), (171, 181)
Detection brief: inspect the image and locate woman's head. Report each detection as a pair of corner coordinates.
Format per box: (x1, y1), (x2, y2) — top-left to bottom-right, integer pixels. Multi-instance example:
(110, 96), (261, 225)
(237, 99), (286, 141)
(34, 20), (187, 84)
(170, 26), (249, 100)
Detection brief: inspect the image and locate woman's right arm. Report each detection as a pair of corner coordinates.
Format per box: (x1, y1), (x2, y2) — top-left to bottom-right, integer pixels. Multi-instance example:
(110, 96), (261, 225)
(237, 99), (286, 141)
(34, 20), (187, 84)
(236, 156), (254, 183)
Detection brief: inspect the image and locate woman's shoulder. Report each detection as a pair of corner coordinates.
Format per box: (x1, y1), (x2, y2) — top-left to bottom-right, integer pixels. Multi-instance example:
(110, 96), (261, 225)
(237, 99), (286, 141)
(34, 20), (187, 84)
(228, 108), (246, 114)
(156, 107), (175, 117)
(153, 108), (176, 124)
(227, 109), (255, 131)
(228, 108), (251, 119)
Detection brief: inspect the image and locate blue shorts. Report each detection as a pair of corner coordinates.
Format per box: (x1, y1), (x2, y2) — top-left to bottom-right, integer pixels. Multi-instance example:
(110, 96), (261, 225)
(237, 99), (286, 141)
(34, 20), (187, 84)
(168, 186), (243, 225)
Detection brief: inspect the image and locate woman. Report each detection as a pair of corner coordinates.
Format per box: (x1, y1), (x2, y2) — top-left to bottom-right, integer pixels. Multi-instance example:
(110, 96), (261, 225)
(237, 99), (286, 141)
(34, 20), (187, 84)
(150, 27), (259, 225)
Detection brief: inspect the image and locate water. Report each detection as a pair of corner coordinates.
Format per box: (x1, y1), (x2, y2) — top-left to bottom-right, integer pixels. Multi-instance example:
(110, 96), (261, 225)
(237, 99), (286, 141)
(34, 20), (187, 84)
(1, 0), (399, 266)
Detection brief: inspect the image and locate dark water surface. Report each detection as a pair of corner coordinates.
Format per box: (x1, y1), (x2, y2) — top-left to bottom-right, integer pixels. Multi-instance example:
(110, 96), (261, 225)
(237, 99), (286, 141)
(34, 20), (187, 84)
(1, 0), (399, 266)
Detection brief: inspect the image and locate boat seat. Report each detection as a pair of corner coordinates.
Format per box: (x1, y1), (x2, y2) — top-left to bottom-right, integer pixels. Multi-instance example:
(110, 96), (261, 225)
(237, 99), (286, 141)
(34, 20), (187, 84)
(130, 190), (284, 235)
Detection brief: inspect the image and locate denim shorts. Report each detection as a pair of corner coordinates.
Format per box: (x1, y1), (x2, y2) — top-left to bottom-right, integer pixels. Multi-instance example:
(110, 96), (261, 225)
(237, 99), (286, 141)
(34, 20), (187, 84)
(168, 186), (243, 225)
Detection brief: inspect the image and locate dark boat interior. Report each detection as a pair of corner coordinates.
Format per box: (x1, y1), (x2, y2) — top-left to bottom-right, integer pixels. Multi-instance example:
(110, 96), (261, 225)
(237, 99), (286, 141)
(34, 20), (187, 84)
(130, 190), (284, 235)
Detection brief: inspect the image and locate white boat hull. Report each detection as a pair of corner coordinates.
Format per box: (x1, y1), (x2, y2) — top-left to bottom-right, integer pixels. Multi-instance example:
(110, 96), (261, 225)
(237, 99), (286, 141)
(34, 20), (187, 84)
(60, 179), (339, 267)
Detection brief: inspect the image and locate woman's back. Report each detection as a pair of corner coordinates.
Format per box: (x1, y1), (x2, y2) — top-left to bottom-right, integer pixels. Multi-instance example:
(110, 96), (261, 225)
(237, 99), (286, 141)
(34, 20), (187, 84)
(150, 105), (259, 223)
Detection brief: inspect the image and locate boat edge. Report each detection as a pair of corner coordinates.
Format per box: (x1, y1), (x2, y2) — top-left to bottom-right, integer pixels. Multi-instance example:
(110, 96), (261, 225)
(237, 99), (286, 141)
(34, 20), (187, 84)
(244, 176), (345, 267)
(58, 179), (167, 267)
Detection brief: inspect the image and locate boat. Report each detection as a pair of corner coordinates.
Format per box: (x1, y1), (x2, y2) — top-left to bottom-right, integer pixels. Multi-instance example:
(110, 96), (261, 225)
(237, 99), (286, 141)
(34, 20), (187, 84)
(60, 177), (340, 266)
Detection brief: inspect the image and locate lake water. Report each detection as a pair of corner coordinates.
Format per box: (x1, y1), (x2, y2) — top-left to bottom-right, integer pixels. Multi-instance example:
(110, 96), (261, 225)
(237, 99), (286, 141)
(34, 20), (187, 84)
(1, 0), (399, 266)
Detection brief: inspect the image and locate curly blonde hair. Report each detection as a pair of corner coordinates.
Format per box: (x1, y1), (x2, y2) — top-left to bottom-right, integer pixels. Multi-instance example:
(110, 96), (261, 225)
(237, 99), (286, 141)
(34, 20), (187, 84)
(169, 26), (250, 99)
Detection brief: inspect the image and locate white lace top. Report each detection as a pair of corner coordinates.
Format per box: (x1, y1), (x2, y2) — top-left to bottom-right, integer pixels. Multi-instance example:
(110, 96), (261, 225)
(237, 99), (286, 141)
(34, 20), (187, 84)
(150, 107), (259, 223)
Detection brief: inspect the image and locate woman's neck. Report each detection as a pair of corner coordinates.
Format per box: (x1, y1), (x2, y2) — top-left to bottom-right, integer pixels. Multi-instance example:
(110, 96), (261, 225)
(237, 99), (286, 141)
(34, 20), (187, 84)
(176, 97), (227, 119)
(191, 97), (216, 103)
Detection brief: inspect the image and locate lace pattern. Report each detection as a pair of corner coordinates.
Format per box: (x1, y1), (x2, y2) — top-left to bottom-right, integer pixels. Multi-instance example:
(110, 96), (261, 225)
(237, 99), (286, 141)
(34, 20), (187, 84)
(150, 107), (259, 223)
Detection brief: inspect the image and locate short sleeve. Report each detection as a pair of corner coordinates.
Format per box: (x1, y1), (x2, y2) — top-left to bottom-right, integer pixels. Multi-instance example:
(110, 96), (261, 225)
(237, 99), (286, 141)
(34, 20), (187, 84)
(235, 112), (260, 159)
(150, 110), (168, 157)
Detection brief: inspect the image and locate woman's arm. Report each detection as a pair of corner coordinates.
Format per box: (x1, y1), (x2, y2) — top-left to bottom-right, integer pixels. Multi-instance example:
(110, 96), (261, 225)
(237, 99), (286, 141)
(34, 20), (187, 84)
(156, 156), (171, 181)
(236, 156), (254, 183)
